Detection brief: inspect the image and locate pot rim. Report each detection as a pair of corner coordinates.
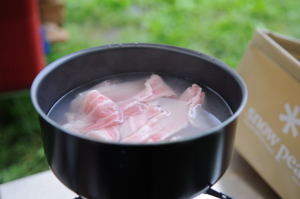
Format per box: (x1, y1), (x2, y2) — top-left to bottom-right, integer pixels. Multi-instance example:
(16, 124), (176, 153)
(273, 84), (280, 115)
(31, 43), (248, 146)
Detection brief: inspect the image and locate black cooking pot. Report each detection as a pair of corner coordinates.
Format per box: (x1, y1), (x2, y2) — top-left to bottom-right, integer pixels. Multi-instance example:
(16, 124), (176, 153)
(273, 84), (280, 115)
(31, 43), (247, 199)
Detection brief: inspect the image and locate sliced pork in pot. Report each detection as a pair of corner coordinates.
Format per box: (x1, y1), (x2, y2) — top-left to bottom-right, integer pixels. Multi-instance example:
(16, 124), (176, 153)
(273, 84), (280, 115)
(58, 74), (221, 143)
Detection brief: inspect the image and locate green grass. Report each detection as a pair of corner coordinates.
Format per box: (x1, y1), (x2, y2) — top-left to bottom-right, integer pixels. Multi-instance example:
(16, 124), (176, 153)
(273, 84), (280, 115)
(1, 0), (300, 183)
(0, 91), (46, 183)
(49, 0), (300, 66)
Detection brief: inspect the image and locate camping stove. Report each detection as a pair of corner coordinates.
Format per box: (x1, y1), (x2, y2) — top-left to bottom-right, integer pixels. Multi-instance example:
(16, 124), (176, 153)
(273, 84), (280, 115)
(73, 187), (233, 199)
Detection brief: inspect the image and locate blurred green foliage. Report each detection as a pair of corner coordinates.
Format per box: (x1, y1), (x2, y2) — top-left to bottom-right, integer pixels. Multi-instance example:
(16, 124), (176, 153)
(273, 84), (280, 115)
(49, 0), (300, 67)
(0, 92), (46, 183)
(1, 0), (300, 183)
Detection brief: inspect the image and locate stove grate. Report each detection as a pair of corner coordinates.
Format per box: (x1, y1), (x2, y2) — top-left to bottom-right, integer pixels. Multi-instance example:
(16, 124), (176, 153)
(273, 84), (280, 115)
(74, 188), (233, 199)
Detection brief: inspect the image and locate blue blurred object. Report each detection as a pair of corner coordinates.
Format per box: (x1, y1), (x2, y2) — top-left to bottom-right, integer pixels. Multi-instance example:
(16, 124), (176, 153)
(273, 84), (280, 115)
(41, 25), (51, 55)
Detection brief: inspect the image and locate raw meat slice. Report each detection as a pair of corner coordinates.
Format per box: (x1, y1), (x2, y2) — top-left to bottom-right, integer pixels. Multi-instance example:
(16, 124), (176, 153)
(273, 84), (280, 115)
(95, 79), (145, 102)
(62, 74), (207, 143)
(94, 74), (176, 103)
(62, 117), (87, 133)
(119, 104), (163, 138)
(115, 74), (176, 120)
(123, 98), (189, 143)
(62, 90), (123, 134)
(63, 115), (120, 142)
(118, 100), (149, 119)
(134, 74), (177, 102)
(188, 106), (221, 131)
(122, 111), (170, 143)
(85, 126), (120, 142)
(179, 84), (204, 116)
(80, 90), (123, 131)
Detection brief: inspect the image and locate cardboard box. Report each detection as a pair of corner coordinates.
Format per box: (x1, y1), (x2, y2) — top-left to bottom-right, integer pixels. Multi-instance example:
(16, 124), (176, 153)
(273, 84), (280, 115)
(235, 29), (300, 199)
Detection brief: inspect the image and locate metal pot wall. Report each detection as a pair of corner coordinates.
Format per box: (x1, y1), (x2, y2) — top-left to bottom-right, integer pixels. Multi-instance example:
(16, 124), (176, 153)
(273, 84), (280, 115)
(31, 43), (247, 199)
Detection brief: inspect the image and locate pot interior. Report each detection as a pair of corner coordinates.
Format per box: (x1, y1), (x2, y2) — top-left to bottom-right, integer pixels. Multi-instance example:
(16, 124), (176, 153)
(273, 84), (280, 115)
(32, 43), (246, 130)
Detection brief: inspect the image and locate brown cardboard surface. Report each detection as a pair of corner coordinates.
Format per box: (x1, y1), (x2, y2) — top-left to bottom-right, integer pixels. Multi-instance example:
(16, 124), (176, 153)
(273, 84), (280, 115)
(236, 29), (300, 199)
(253, 29), (300, 81)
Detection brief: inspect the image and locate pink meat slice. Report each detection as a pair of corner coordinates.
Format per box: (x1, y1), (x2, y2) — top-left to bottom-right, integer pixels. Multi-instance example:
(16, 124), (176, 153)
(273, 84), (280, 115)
(114, 74), (176, 122)
(134, 74), (177, 102)
(79, 90), (123, 131)
(62, 118), (121, 141)
(62, 117), (87, 134)
(93, 74), (177, 123)
(63, 90), (122, 141)
(85, 126), (120, 142)
(117, 100), (149, 119)
(119, 103), (163, 138)
(122, 111), (169, 143)
(179, 84), (204, 116)
(94, 74), (177, 103)
(62, 75), (205, 143)
(95, 79), (145, 102)
(123, 98), (189, 143)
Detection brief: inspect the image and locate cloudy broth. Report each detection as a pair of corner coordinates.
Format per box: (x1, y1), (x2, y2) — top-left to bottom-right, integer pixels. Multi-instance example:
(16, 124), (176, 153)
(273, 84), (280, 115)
(48, 73), (232, 143)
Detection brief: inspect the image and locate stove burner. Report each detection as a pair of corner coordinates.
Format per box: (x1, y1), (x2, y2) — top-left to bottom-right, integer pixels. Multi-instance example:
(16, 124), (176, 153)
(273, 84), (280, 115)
(73, 187), (233, 199)
(205, 187), (233, 199)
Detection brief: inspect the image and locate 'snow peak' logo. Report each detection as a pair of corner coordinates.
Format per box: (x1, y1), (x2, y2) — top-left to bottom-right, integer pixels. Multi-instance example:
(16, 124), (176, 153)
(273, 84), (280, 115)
(243, 106), (300, 187)
(279, 104), (300, 137)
